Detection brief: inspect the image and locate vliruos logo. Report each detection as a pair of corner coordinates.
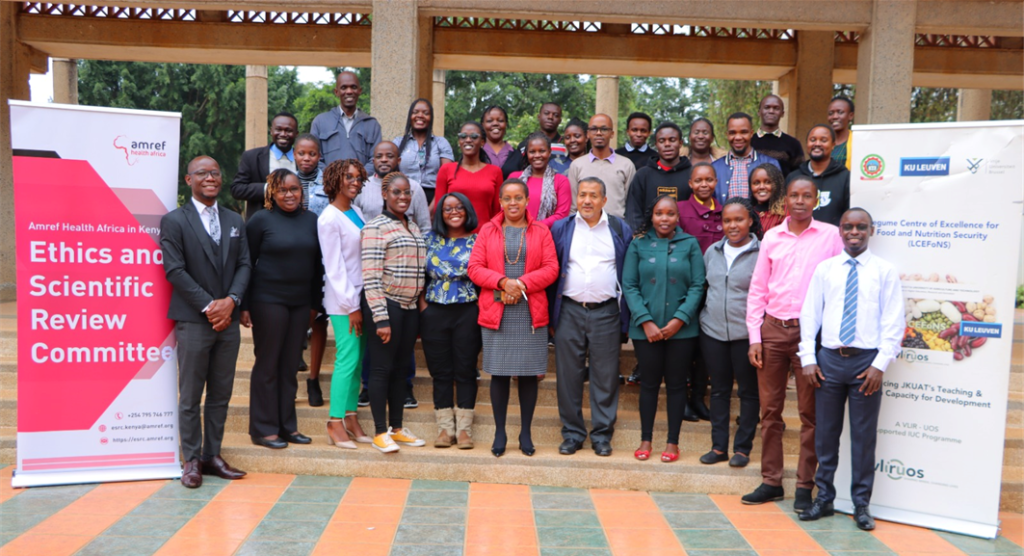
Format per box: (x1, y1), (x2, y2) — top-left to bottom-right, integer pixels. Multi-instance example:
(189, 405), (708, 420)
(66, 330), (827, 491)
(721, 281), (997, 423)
(113, 135), (169, 166)
(875, 458), (926, 480)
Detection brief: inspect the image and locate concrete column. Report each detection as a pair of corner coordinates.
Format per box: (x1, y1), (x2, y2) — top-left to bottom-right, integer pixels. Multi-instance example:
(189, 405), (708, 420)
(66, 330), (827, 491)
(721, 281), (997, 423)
(855, 0), (917, 124)
(417, 15), (434, 103)
(52, 58), (78, 105)
(595, 75), (619, 148)
(788, 30), (835, 143)
(772, 80), (790, 136)
(0, 2), (30, 301)
(432, 69), (446, 138)
(957, 89), (992, 121)
(371, 0), (420, 140)
(245, 65), (268, 150)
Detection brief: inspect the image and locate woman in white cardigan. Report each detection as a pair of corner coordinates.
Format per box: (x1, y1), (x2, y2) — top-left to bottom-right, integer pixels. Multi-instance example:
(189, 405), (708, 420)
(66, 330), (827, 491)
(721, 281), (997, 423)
(317, 159), (373, 449)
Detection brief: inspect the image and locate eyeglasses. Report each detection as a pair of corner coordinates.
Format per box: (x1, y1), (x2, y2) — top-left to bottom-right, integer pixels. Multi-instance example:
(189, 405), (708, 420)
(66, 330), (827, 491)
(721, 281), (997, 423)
(442, 205), (466, 214)
(277, 186), (302, 196)
(191, 170), (222, 179)
(589, 127), (613, 134)
(457, 133), (481, 140)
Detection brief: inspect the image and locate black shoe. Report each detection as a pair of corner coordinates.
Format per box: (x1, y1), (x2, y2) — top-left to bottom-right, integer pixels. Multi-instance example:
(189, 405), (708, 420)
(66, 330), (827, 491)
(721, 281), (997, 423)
(307, 378), (324, 407)
(358, 388), (370, 407)
(854, 506), (876, 530)
(741, 483), (785, 505)
(626, 369), (641, 386)
(794, 487), (814, 513)
(592, 441), (612, 457)
(699, 450), (728, 464)
(728, 453), (750, 468)
(559, 439), (583, 455)
(404, 389), (418, 409)
(799, 499), (835, 521)
(298, 358), (308, 372)
(492, 431), (507, 457)
(519, 433), (535, 457)
(681, 402), (699, 422)
(282, 432), (312, 445)
(690, 397), (711, 421)
(251, 436), (288, 449)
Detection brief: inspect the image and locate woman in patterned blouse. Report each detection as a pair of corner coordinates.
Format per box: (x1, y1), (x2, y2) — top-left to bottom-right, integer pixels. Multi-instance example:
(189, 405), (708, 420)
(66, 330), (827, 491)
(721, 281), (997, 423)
(418, 192), (481, 449)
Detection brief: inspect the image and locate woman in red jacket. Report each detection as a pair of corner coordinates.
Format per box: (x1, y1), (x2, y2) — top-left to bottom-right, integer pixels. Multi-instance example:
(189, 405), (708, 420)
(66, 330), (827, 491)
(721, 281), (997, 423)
(468, 178), (559, 458)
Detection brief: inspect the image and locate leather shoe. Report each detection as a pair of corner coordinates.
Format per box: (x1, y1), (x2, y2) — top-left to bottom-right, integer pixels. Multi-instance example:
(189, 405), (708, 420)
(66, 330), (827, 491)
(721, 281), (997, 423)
(794, 487), (813, 513)
(559, 439), (583, 455)
(699, 450), (728, 464)
(283, 432), (312, 445)
(201, 455), (246, 480)
(681, 402), (700, 422)
(592, 441), (612, 457)
(728, 453), (750, 468)
(854, 505), (876, 530)
(181, 459), (202, 488)
(252, 436), (288, 449)
(798, 499), (834, 521)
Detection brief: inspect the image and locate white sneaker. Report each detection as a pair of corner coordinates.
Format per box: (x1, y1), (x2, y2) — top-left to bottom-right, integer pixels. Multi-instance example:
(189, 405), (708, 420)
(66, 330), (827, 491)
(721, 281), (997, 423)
(373, 428), (400, 453)
(389, 427), (426, 447)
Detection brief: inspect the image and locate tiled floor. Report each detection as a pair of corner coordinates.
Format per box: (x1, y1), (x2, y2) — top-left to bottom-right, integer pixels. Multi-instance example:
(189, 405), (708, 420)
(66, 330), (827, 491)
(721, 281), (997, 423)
(0, 466), (1021, 556)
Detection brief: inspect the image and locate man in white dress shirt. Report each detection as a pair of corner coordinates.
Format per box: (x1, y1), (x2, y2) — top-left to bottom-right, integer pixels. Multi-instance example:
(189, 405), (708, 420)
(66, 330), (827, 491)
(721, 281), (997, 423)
(797, 208), (904, 530)
(549, 177), (633, 456)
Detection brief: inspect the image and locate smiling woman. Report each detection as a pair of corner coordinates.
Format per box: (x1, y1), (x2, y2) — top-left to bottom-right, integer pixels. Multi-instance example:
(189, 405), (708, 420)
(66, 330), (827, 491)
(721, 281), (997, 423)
(433, 121), (504, 231)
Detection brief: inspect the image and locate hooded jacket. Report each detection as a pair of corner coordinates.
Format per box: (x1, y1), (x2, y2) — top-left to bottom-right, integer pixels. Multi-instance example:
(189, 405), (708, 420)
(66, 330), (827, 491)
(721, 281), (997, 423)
(699, 234), (761, 342)
(310, 108), (382, 169)
(625, 157), (693, 231)
(787, 159), (851, 226)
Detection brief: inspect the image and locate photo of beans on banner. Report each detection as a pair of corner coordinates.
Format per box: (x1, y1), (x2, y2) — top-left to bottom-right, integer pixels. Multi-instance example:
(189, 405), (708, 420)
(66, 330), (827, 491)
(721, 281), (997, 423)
(901, 274), (996, 361)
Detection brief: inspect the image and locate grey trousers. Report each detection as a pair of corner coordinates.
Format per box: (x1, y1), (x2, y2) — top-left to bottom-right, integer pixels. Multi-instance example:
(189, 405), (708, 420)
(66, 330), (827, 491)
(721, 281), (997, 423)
(175, 320), (240, 462)
(554, 299), (621, 444)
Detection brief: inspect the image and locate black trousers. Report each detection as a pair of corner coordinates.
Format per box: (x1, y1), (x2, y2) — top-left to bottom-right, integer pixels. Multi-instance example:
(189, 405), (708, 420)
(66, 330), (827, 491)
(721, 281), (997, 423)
(175, 320), (240, 462)
(363, 296), (420, 435)
(701, 332), (760, 454)
(815, 347), (882, 507)
(420, 302), (481, 409)
(248, 302), (309, 438)
(634, 338), (696, 444)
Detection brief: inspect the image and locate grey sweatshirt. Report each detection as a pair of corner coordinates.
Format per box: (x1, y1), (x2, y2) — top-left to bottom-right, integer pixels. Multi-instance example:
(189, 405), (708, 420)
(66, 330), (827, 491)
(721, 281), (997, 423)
(699, 235), (760, 342)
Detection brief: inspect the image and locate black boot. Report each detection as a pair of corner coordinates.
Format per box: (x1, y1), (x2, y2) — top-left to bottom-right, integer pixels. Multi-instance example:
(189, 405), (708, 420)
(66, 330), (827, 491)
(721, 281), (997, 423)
(689, 355), (711, 421)
(682, 400), (700, 422)
(690, 392), (711, 421)
(307, 378), (324, 407)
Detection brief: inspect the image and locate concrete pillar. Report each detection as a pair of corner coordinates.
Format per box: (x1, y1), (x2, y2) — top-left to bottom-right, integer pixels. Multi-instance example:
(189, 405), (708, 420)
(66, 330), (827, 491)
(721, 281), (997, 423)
(787, 31), (835, 143)
(417, 14), (434, 103)
(371, 0), (420, 140)
(245, 65), (268, 150)
(52, 58), (78, 105)
(0, 2), (30, 301)
(432, 69), (446, 138)
(957, 89), (992, 121)
(595, 75), (620, 148)
(772, 80), (790, 136)
(855, 0), (917, 124)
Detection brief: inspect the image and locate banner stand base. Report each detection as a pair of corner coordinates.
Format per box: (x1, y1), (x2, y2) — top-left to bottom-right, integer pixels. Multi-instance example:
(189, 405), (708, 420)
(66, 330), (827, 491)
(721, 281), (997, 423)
(11, 465), (182, 489)
(835, 499), (999, 539)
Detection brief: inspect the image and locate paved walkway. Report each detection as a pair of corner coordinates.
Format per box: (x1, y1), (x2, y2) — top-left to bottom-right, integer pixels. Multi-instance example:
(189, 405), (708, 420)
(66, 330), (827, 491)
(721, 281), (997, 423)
(0, 467), (1021, 556)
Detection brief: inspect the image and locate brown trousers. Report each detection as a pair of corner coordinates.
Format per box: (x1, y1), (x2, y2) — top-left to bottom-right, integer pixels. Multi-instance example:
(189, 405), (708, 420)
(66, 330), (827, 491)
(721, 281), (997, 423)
(758, 317), (817, 489)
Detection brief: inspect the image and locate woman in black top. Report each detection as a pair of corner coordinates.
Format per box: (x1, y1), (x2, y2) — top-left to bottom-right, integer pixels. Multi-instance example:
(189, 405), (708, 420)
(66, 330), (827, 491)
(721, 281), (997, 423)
(241, 169), (323, 449)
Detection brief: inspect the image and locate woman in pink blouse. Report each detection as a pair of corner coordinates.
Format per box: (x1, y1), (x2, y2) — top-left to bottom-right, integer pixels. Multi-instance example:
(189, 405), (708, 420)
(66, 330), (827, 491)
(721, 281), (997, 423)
(509, 132), (571, 228)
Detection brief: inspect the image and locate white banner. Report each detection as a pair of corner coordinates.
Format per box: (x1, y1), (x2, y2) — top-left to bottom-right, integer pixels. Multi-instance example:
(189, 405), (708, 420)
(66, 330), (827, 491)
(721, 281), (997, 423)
(845, 120), (1023, 538)
(10, 101), (182, 487)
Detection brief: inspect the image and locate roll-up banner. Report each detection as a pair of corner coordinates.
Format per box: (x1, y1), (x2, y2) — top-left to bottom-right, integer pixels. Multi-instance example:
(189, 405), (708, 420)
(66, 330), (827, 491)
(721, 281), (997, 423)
(10, 101), (182, 487)
(846, 120), (1023, 538)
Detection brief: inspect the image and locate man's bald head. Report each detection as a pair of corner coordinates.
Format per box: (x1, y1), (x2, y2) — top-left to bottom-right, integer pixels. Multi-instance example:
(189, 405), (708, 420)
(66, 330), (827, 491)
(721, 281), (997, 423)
(372, 140), (401, 177)
(587, 114), (614, 149)
(186, 155), (219, 174)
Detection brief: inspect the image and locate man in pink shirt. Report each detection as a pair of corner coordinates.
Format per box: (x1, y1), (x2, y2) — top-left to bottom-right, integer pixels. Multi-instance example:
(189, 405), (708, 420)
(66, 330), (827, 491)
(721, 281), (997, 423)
(742, 175), (843, 511)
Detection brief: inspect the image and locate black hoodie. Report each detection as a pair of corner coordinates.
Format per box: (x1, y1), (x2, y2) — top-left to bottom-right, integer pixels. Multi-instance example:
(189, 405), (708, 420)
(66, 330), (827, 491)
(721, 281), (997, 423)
(625, 157), (693, 230)
(787, 159), (850, 226)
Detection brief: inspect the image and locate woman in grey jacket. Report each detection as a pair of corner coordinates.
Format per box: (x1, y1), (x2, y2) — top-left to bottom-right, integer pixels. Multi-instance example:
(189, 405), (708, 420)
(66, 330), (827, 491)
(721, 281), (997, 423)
(698, 197), (762, 468)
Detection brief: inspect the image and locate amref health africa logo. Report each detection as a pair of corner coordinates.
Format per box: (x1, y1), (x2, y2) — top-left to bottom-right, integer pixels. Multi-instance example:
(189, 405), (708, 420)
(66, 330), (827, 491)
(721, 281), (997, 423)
(113, 135), (169, 166)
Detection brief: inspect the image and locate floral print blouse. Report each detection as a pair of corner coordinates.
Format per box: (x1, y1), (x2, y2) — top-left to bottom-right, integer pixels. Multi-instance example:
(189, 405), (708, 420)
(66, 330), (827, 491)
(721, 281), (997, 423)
(424, 232), (478, 304)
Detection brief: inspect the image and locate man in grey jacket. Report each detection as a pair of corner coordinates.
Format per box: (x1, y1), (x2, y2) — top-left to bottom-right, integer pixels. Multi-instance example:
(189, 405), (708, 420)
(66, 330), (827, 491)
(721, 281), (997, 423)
(310, 71), (381, 168)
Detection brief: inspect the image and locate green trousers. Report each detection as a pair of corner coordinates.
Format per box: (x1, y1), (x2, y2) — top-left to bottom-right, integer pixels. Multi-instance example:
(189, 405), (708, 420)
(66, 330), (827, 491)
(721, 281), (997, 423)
(328, 314), (366, 419)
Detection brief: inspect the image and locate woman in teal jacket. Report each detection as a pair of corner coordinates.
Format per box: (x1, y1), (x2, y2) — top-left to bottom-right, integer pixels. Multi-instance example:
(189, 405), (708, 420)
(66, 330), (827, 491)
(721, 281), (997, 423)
(623, 195), (706, 463)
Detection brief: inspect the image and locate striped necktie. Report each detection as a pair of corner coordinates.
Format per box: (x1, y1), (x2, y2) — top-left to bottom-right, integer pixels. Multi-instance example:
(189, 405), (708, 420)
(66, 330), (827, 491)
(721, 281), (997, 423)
(840, 259), (858, 345)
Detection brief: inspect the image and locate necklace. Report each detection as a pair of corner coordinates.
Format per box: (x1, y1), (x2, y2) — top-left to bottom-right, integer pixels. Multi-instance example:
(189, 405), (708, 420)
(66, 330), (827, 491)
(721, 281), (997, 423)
(503, 225), (525, 265)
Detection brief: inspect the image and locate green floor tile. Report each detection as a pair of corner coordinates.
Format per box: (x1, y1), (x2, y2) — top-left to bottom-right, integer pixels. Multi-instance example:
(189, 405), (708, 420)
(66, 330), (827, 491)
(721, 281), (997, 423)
(150, 481), (224, 500)
(263, 502), (336, 523)
(248, 519), (329, 542)
(0, 533), (18, 546)
(531, 485), (589, 494)
(807, 531), (895, 552)
(127, 498), (207, 518)
(936, 531), (1023, 554)
(277, 487), (347, 504)
(674, 529), (751, 550)
(289, 475), (352, 488)
(406, 490), (469, 507)
(411, 480), (469, 491)
(534, 510), (603, 529)
(531, 494), (596, 511)
(664, 511), (734, 529)
(650, 493), (720, 512)
(536, 527), (609, 548)
(400, 506), (467, 525)
(235, 540), (316, 556)
(393, 524), (466, 546)
(684, 551), (759, 556)
(0, 496), (76, 514)
(539, 549), (613, 556)
(389, 545), (464, 556)
(100, 515), (191, 538)
(74, 535), (169, 556)
(788, 511), (863, 531)
(0, 513), (49, 536)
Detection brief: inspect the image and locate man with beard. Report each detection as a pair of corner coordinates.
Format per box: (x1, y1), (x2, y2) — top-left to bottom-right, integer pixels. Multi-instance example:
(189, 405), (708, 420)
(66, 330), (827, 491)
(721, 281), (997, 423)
(625, 122), (693, 230)
(751, 95), (804, 176)
(786, 125), (850, 226)
(231, 112), (298, 219)
(711, 113), (780, 206)
(568, 114), (636, 219)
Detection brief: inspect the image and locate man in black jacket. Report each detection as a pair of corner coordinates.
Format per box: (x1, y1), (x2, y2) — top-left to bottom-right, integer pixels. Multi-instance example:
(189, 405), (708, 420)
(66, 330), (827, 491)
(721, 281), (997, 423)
(161, 156), (251, 488)
(230, 113), (298, 219)
(786, 125), (850, 226)
(624, 122), (693, 230)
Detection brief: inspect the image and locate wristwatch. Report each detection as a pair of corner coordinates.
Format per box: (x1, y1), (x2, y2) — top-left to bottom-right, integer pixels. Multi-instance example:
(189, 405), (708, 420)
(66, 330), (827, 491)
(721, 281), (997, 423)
(228, 294), (241, 307)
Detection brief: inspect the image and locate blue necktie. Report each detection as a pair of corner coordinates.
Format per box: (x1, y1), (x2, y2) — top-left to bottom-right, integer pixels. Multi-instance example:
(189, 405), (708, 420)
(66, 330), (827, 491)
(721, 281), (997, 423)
(840, 259), (858, 345)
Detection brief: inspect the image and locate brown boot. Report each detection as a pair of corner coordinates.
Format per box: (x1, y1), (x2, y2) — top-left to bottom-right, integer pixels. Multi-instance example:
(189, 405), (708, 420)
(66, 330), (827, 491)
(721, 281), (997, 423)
(455, 408), (475, 450)
(434, 408), (455, 448)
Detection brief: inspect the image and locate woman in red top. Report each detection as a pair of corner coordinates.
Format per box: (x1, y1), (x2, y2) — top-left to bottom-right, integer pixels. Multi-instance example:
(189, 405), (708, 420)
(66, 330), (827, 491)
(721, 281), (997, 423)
(677, 162), (724, 254)
(467, 179), (559, 458)
(748, 163), (787, 237)
(434, 122), (504, 232)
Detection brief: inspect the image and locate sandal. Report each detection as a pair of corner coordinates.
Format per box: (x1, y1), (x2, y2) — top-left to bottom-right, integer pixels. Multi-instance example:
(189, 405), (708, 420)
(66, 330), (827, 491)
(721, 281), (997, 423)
(634, 448), (651, 461)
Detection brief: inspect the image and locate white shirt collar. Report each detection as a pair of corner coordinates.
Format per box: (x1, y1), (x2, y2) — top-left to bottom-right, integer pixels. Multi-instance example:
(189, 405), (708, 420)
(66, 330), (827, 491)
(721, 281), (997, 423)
(842, 248), (873, 266)
(191, 197), (217, 215)
(574, 210), (608, 228)
(624, 142), (649, 153)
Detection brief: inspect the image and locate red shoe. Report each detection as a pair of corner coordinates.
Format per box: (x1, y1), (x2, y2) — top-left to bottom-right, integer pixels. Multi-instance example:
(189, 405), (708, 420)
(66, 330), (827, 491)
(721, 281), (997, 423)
(661, 451), (679, 463)
(634, 448), (651, 461)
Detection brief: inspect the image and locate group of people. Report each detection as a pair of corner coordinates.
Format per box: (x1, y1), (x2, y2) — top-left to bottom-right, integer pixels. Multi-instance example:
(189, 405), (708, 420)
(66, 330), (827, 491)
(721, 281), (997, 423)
(162, 71), (901, 531)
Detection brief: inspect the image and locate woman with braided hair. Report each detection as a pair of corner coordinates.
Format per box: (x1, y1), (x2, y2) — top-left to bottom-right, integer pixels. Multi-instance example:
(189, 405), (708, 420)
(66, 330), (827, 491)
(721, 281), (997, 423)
(509, 131), (571, 228)
(434, 121), (503, 231)
(394, 98), (454, 205)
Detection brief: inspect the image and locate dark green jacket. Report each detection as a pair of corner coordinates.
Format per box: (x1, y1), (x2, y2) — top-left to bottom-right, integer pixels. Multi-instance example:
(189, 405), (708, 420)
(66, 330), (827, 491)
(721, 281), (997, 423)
(622, 227), (706, 341)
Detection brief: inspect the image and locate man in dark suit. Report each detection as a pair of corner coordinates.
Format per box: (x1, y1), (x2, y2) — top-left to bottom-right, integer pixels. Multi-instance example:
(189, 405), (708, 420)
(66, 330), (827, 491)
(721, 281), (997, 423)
(230, 112), (298, 219)
(161, 156), (252, 488)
